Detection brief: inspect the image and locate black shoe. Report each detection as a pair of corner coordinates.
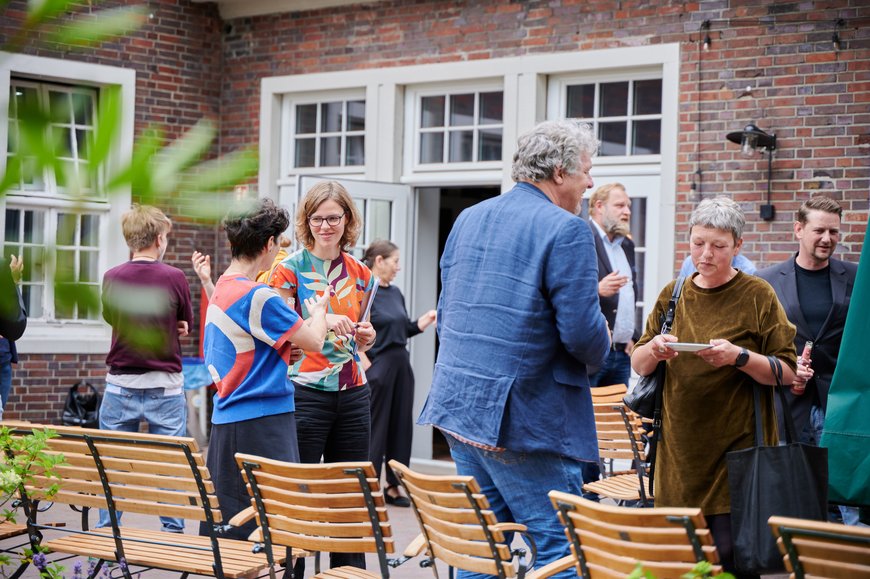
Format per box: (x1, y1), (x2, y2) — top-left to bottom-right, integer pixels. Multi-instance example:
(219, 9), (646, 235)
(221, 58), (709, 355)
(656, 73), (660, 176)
(384, 487), (411, 508)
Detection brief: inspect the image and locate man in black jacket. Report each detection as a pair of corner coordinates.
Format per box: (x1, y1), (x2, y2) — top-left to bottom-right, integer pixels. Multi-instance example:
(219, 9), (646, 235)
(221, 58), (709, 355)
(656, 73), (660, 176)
(1, 255), (26, 418)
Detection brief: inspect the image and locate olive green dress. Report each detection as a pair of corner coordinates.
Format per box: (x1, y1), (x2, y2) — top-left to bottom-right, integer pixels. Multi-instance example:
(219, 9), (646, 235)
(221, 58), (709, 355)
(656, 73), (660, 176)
(636, 271), (797, 515)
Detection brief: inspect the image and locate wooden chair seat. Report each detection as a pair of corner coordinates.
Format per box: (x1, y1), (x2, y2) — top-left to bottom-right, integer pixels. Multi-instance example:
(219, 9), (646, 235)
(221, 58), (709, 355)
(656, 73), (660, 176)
(0, 521), (27, 541)
(44, 527), (275, 578)
(583, 473), (651, 502)
(769, 515), (870, 578)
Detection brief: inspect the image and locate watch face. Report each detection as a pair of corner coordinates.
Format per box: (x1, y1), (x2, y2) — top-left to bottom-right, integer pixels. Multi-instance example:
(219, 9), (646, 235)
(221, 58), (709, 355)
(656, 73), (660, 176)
(736, 349), (750, 367)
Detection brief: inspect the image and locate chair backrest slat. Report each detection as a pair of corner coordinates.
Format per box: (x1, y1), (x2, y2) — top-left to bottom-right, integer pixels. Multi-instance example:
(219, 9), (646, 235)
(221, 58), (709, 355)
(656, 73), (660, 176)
(769, 515), (870, 578)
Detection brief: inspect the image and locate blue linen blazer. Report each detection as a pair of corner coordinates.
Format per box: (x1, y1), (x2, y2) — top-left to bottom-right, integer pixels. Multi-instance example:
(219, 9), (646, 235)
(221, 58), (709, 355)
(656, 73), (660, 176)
(418, 182), (610, 462)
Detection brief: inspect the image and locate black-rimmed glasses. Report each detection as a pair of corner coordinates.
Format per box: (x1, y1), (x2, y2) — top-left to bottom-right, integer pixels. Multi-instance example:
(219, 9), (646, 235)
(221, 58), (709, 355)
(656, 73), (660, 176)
(308, 213), (345, 227)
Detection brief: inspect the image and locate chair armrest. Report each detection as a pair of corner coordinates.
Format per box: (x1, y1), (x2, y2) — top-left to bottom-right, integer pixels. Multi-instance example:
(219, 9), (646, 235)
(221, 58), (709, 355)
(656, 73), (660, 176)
(402, 533), (427, 558)
(228, 506), (256, 527)
(491, 522), (528, 534)
(525, 555), (575, 579)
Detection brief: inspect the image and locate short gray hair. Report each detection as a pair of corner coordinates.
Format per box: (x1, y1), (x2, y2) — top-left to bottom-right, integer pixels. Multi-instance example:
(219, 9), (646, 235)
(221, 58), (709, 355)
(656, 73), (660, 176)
(511, 119), (599, 183)
(689, 196), (745, 242)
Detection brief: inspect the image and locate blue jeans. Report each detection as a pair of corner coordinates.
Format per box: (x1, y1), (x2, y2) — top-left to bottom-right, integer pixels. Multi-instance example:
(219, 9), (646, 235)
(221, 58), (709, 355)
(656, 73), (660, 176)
(445, 434), (586, 579)
(0, 359), (11, 420)
(97, 387), (187, 533)
(588, 348), (631, 388)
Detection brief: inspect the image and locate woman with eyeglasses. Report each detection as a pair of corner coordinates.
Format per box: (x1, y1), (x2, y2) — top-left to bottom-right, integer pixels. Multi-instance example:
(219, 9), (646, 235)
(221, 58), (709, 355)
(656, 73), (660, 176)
(268, 180), (376, 573)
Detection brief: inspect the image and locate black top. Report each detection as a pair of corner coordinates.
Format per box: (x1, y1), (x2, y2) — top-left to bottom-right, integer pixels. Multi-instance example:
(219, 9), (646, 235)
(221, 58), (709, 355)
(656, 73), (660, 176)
(795, 262), (832, 338)
(367, 284), (422, 360)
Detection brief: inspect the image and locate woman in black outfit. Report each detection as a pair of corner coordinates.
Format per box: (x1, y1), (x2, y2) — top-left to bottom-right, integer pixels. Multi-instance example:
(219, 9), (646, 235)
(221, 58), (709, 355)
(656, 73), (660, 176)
(361, 240), (436, 506)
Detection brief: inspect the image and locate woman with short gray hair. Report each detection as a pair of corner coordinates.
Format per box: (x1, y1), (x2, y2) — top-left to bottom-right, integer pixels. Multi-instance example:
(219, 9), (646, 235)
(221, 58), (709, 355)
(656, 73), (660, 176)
(631, 195), (797, 577)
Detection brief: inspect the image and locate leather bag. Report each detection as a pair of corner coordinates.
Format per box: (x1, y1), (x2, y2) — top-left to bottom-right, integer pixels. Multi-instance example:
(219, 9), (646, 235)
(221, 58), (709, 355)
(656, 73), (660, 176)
(727, 356), (828, 574)
(61, 381), (101, 429)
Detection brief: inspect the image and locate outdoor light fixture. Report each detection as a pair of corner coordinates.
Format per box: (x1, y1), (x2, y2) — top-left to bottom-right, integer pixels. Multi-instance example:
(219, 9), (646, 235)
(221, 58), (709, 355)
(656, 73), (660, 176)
(832, 19), (844, 51)
(727, 123), (778, 221)
(701, 20), (712, 50)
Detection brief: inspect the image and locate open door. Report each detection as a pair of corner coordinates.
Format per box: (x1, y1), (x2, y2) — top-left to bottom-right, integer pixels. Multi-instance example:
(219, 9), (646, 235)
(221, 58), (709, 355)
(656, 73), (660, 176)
(296, 175), (412, 291)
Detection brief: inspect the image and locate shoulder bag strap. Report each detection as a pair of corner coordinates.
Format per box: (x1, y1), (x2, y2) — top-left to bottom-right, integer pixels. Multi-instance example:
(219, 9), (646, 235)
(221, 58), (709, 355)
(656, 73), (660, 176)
(766, 355), (798, 444)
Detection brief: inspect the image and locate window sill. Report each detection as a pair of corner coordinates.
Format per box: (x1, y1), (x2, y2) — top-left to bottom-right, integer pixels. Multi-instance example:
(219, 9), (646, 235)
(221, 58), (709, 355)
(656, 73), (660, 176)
(16, 322), (111, 355)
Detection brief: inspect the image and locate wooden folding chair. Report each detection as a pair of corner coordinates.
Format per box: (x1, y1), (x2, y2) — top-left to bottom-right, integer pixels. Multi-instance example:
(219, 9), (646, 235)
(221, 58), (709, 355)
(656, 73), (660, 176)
(549, 489), (722, 578)
(583, 384), (652, 506)
(769, 515), (870, 578)
(234, 454), (408, 579)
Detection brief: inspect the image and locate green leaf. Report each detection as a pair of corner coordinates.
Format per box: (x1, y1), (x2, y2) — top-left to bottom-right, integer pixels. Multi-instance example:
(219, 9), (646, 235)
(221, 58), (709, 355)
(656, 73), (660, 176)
(150, 119), (217, 197)
(44, 5), (148, 48)
(107, 126), (164, 197)
(25, 0), (73, 27)
(87, 84), (122, 174)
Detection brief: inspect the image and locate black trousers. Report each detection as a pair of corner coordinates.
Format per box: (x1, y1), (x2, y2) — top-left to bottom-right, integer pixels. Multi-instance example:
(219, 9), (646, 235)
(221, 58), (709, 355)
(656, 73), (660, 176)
(705, 513), (760, 579)
(368, 347), (415, 488)
(201, 412), (299, 541)
(294, 384), (371, 572)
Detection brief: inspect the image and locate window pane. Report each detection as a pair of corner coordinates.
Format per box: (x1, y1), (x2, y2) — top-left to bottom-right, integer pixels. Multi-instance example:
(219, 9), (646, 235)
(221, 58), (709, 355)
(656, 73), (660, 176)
(22, 285), (43, 318)
(53, 126), (73, 158)
(347, 100), (365, 131)
(72, 92), (94, 125)
(346, 135), (364, 166)
(478, 128), (502, 161)
(80, 285), (101, 320)
(599, 122), (627, 156)
(295, 138), (316, 167)
(634, 79), (662, 115)
(320, 136), (341, 167)
(421, 96), (445, 128)
(600, 82), (629, 117)
(479, 92), (503, 125)
(632, 120), (661, 155)
(49, 90), (72, 124)
(320, 102), (343, 133)
(56, 249), (75, 280)
(448, 130), (473, 162)
(566, 84), (595, 119)
(630, 197), (647, 247)
(22, 246), (45, 282)
(81, 214), (99, 247)
(449, 94), (474, 126)
(57, 213), (77, 246)
(419, 132), (444, 164)
(76, 128), (90, 160)
(368, 200), (392, 242)
(5, 209), (20, 242)
(24, 210), (44, 244)
(55, 285), (75, 319)
(80, 251), (99, 282)
(295, 104), (317, 134)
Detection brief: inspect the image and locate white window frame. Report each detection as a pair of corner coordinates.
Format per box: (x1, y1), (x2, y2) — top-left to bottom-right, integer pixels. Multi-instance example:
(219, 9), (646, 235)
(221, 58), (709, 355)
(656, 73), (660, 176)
(0, 53), (135, 354)
(407, 81), (505, 173)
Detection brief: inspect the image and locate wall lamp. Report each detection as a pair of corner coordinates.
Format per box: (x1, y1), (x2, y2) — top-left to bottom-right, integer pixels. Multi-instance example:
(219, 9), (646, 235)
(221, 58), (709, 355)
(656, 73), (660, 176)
(727, 123), (777, 221)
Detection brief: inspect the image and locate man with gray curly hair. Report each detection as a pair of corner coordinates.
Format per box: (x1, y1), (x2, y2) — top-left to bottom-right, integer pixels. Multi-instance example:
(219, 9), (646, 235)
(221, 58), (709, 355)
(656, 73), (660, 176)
(419, 119), (610, 577)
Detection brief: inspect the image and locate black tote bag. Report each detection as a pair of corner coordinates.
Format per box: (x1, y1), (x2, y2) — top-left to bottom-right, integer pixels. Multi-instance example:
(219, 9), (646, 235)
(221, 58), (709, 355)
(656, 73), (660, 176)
(61, 381), (101, 429)
(727, 356), (828, 574)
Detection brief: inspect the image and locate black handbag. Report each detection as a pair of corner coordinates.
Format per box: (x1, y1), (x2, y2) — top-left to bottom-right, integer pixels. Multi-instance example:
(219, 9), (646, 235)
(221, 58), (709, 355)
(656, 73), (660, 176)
(623, 276), (685, 419)
(727, 356), (829, 574)
(61, 381), (101, 429)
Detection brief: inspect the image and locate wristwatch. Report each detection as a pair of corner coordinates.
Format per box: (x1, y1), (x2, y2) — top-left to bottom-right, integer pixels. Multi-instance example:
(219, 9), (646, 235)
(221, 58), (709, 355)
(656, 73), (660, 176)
(734, 347), (750, 368)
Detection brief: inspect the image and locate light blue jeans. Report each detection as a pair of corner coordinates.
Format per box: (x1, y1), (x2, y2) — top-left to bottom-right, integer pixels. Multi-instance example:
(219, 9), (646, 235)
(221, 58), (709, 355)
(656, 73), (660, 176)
(97, 386), (187, 533)
(445, 434), (586, 579)
(0, 358), (11, 420)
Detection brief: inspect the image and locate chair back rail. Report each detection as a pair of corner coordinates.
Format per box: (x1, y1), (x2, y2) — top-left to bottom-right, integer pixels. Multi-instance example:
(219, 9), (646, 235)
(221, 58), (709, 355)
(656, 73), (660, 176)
(769, 515), (870, 579)
(550, 490), (722, 578)
(235, 454), (395, 579)
(390, 460), (533, 579)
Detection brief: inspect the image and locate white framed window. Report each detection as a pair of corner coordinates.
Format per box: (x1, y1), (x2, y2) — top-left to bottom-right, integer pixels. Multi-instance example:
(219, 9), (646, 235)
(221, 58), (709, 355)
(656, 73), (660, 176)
(281, 91), (366, 174)
(407, 82), (504, 172)
(551, 72), (663, 160)
(1, 53), (135, 353)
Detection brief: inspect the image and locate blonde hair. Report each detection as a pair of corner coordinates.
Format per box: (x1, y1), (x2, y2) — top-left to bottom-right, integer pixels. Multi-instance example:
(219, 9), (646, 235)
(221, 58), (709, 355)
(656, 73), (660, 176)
(588, 183), (626, 218)
(121, 204), (172, 251)
(295, 181), (362, 251)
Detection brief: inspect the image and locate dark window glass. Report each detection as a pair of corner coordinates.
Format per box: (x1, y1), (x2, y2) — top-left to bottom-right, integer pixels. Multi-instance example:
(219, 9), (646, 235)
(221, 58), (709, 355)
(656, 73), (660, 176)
(81, 214), (99, 247)
(49, 91), (71, 124)
(295, 138), (315, 167)
(478, 128), (502, 161)
(632, 120), (661, 155)
(346, 135), (364, 166)
(320, 136), (341, 166)
(479, 92), (503, 125)
(347, 100), (365, 131)
(566, 84), (595, 119)
(449, 94), (474, 127)
(448, 130), (473, 162)
(599, 122), (627, 156)
(72, 92), (93, 125)
(5, 209), (19, 242)
(295, 104), (317, 134)
(600, 82), (629, 117)
(421, 96), (445, 128)
(320, 102), (343, 133)
(419, 133), (444, 164)
(634, 79), (662, 115)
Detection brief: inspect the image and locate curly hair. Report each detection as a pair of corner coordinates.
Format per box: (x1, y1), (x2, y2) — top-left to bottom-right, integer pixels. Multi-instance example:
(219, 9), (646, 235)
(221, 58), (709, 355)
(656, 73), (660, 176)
(511, 119), (599, 183)
(223, 198), (290, 260)
(295, 181), (362, 251)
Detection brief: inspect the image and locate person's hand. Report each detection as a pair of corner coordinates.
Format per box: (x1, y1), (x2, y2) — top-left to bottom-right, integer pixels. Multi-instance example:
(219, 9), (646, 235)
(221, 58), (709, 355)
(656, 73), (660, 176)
(289, 347), (304, 364)
(598, 271), (629, 297)
(417, 309), (437, 331)
(624, 339), (635, 355)
(326, 313), (354, 336)
(177, 320), (190, 337)
(191, 251), (212, 284)
(647, 334), (679, 362)
(359, 351), (372, 371)
(791, 360), (813, 395)
(304, 289), (331, 320)
(696, 338), (740, 368)
(9, 255), (23, 284)
(354, 321), (376, 348)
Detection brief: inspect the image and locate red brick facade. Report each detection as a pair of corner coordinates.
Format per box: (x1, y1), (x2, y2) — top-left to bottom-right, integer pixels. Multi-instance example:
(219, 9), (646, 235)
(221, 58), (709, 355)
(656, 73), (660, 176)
(2, 0), (868, 423)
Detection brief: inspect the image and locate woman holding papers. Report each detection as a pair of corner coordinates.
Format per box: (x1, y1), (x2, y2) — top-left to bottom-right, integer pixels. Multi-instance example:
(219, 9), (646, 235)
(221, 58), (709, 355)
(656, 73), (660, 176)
(361, 240), (436, 507)
(268, 180), (376, 572)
